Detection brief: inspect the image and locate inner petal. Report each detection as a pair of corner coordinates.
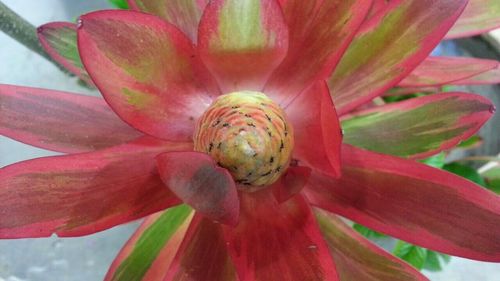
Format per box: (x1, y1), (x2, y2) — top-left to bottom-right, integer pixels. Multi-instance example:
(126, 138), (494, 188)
(193, 91), (294, 190)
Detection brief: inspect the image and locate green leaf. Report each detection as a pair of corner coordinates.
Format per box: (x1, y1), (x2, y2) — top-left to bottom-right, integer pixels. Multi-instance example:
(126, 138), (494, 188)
(457, 135), (483, 149)
(108, 0), (129, 9)
(419, 152), (446, 169)
(423, 250), (451, 272)
(393, 241), (427, 270)
(352, 223), (387, 238)
(481, 165), (500, 194)
(443, 162), (486, 186)
(382, 92), (426, 104)
(393, 241), (451, 272)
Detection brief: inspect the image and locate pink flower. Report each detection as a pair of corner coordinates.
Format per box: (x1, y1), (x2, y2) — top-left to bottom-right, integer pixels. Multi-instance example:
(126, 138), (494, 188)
(1, 1), (499, 280)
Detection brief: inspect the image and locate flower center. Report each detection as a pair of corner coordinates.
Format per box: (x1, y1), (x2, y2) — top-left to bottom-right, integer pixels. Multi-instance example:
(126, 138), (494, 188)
(194, 91), (293, 190)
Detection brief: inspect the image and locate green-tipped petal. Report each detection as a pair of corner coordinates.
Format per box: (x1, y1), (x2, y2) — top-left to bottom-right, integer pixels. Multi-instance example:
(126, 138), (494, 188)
(37, 22), (93, 85)
(342, 93), (493, 159)
(77, 10), (218, 141)
(264, 0), (372, 104)
(329, 0), (468, 115)
(128, 0), (207, 42)
(198, 0), (289, 93)
(105, 206), (194, 281)
(446, 0), (500, 39)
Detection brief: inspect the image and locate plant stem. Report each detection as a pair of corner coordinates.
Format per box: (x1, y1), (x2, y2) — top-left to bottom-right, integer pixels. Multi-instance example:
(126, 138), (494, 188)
(0, 1), (68, 72)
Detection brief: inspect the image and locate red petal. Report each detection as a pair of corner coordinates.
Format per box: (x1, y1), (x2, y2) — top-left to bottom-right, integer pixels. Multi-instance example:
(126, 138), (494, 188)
(77, 10), (218, 141)
(105, 206), (194, 281)
(367, 0), (388, 19)
(285, 82), (342, 177)
(446, 0), (500, 39)
(164, 214), (237, 281)
(305, 144), (500, 262)
(265, 0), (372, 104)
(315, 209), (429, 281)
(128, 0), (208, 42)
(0, 137), (190, 238)
(156, 151), (239, 226)
(37, 22), (93, 86)
(341, 92), (494, 159)
(399, 56), (499, 87)
(223, 189), (339, 281)
(329, 0), (468, 115)
(0, 84), (141, 153)
(271, 165), (311, 203)
(198, 0), (288, 93)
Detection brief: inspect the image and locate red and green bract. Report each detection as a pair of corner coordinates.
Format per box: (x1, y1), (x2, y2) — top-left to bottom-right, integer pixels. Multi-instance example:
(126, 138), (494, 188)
(1, 0), (500, 280)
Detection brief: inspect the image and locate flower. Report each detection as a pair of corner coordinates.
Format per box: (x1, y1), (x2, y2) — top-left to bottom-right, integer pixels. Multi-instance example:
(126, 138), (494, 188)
(1, 0), (500, 280)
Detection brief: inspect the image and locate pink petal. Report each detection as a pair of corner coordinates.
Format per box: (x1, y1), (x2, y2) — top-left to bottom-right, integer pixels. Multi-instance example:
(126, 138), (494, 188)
(367, 0), (388, 19)
(77, 10), (218, 141)
(198, 0), (288, 93)
(399, 56), (499, 87)
(222, 189), (339, 281)
(0, 137), (191, 238)
(0, 84), (141, 153)
(452, 65), (500, 85)
(329, 0), (468, 116)
(305, 144), (500, 262)
(316, 209), (429, 281)
(446, 0), (500, 39)
(341, 92), (494, 159)
(285, 81), (342, 177)
(264, 0), (372, 105)
(156, 151), (239, 226)
(128, 0), (208, 42)
(164, 214), (238, 281)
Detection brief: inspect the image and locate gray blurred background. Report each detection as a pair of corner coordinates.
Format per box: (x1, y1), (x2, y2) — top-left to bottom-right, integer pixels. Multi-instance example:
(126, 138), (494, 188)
(0, 1), (499, 280)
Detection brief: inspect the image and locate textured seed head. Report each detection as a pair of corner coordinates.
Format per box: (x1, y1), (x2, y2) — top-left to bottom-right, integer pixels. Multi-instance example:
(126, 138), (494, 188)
(194, 91), (294, 191)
